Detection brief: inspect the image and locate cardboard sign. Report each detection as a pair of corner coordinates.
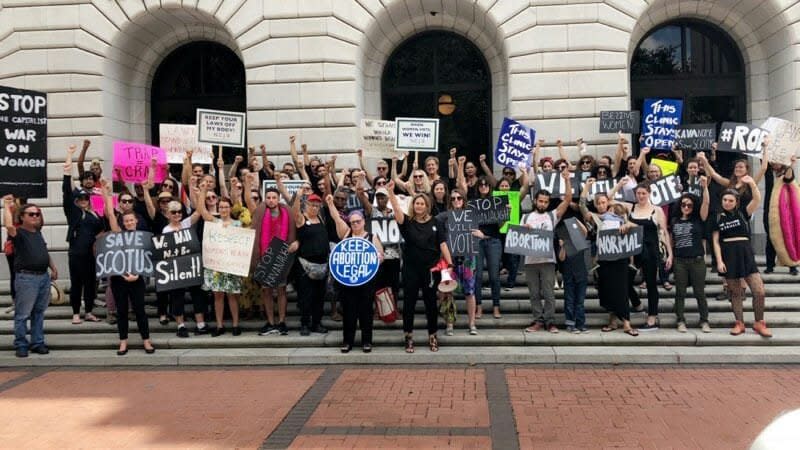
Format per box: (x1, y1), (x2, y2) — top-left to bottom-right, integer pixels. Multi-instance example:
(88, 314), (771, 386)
(589, 179), (634, 203)
(651, 158), (679, 176)
(599, 111), (640, 134)
(253, 237), (295, 288)
(649, 174), (682, 207)
(504, 225), (553, 259)
(197, 108), (246, 148)
(495, 118), (533, 168)
(113, 141), (168, 183)
(0, 86), (48, 198)
(684, 177), (703, 199)
(468, 196), (509, 225)
(152, 228), (203, 292)
(201, 221), (255, 277)
(761, 117), (800, 165)
(395, 117), (439, 152)
(641, 98), (683, 151)
(89, 194), (117, 217)
(159, 123), (213, 164)
(329, 237), (380, 287)
(95, 231), (155, 279)
(261, 180), (306, 204)
(360, 119), (398, 159)
(493, 190), (520, 234)
(563, 217), (589, 257)
(370, 217), (402, 245)
(533, 171), (572, 198)
(447, 208), (477, 256)
(597, 227), (644, 261)
(674, 124), (716, 151)
(717, 122), (766, 156)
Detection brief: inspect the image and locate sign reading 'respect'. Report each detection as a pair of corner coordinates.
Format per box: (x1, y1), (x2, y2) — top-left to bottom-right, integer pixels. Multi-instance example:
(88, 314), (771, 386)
(641, 98), (683, 151)
(0, 86), (48, 198)
(197, 108), (247, 148)
(395, 117), (439, 152)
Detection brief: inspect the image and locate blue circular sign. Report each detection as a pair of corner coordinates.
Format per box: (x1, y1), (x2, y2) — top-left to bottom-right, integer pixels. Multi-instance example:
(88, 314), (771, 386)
(329, 237), (380, 287)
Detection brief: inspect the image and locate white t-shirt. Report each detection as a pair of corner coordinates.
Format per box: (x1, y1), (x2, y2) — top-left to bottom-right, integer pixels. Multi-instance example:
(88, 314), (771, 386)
(521, 210), (559, 265)
(162, 217), (193, 234)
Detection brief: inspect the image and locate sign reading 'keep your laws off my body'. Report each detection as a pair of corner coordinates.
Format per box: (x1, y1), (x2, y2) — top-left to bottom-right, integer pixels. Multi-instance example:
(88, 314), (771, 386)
(0, 86), (48, 198)
(197, 109), (246, 148)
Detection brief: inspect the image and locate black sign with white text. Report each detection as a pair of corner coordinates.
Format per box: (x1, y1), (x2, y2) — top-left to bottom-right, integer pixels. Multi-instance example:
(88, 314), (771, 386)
(95, 231), (155, 279)
(597, 227), (644, 261)
(468, 196), (509, 225)
(152, 228), (203, 292)
(599, 111), (640, 134)
(504, 225), (553, 259)
(447, 209), (477, 256)
(0, 86), (48, 198)
(717, 122), (767, 155)
(253, 237), (296, 288)
(370, 217), (402, 245)
(649, 174), (682, 207)
(674, 124), (716, 151)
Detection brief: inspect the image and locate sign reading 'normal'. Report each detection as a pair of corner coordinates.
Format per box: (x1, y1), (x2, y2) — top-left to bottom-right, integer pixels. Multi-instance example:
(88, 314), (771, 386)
(0, 86), (48, 198)
(597, 227), (644, 261)
(395, 117), (439, 152)
(197, 108), (246, 148)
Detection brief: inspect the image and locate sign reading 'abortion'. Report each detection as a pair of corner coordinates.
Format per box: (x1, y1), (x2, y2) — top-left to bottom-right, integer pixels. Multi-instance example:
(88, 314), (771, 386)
(329, 237), (380, 287)
(95, 231), (155, 279)
(495, 118), (533, 168)
(0, 86), (48, 198)
(504, 226), (553, 259)
(596, 227), (644, 261)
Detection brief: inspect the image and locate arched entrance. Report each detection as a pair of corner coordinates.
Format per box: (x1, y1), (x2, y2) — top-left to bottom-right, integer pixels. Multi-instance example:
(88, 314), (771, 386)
(151, 41), (246, 161)
(631, 20), (746, 171)
(382, 31), (492, 174)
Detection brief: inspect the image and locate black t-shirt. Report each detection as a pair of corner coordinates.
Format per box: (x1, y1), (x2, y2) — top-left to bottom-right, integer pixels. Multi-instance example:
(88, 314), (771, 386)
(672, 217), (705, 258)
(713, 210), (751, 240)
(12, 229), (50, 272)
(399, 215), (446, 269)
(322, 206), (342, 243)
(68, 210), (105, 256)
(297, 219), (330, 264)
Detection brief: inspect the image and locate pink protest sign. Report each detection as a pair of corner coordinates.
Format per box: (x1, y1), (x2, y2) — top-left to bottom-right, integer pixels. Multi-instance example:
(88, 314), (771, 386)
(113, 141), (168, 183)
(90, 194), (117, 217)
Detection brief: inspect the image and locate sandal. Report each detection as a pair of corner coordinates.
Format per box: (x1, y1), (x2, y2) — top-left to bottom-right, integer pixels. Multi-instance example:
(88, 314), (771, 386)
(71, 315), (82, 325)
(624, 328), (639, 337)
(601, 324), (618, 332)
(84, 313), (101, 322)
(404, 335), (414, 354)
(428, 334), (439, 352)
(663, 282), (673, 291)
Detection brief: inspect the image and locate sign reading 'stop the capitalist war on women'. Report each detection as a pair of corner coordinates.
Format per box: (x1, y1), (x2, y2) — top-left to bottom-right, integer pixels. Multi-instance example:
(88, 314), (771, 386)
(495, 118), (533, 168)
(0, 86), (48, 198)
(641, 98), (683, 151)
(197, 108), (247, 148)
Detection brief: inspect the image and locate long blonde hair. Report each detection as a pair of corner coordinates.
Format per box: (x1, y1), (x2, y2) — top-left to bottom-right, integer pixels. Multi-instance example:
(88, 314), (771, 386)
(407, 193), (432, 222)
(410, 170), (431, 194)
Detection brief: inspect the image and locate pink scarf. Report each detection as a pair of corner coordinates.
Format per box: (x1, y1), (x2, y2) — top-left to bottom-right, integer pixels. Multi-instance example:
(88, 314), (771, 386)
(260, 205), (290, 254)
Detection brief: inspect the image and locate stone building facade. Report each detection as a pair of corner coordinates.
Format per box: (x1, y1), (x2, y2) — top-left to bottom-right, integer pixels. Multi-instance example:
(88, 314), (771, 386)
(0, 0), (796, 276)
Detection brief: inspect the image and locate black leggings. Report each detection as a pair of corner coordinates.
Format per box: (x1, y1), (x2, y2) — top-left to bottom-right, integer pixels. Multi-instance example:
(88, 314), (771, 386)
(375, 258), (401, 299)
(634, 242), (660, 316)
(168, 286), (208, 318)
(296, 271), (325, 327)
(110, 277), (149, 340)
(340, 283), (375, 346)
(68, 253), (96, 315)
(156, 291), (169, 317)
(401, 265), (438, 335)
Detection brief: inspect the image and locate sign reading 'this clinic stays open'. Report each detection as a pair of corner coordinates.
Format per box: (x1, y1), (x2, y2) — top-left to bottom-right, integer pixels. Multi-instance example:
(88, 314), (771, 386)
(641, 98), (683, 151)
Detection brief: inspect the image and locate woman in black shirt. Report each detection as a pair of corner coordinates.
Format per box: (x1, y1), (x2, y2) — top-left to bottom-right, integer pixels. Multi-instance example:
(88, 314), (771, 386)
(670, 177), (710, 333)
(292, 193), (330, 336)
(712, 176), (770, 337)
(387, 182), (453, 353)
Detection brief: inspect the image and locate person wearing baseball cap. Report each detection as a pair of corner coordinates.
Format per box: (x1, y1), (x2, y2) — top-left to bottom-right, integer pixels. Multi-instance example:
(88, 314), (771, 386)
(291, 192), (329, 337)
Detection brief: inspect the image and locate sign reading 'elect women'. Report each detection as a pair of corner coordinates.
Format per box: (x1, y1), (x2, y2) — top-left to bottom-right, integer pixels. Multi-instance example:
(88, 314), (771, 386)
(329, 237), (380, 287)
(641, 98), (683, 151)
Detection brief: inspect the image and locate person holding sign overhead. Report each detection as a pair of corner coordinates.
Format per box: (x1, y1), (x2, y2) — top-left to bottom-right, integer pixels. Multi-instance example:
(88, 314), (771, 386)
(325, 196), (383, 353)
(387, 181), (453, 353)
(100, 180), (155, 355)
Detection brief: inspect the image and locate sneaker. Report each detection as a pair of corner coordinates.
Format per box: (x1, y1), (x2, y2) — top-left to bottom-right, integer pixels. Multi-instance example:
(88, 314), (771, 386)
(547, 324), (559, 334)
(566, 326), (578, 334)
(791, 267), (799, 276)
(194, 325), (209, 336)
(300, 325), (311, 336)
(700, 322), (711, 333)
(525, 322), (543, 333)
(445, 324), (454, 336)
(15, 347), (28, 358)
(764, 267), (775, 274)
(469, 326), (478, 335)
(176, 326), (189, 338)
(579, 327), (590, 334)
(639, 322), (659, 332)
(277, 322), (289, 335)
(310, 324), (328, 334)
(677, 322), (687, 333)
(29, 345), (49, 355)
(259, 323), (278, 336)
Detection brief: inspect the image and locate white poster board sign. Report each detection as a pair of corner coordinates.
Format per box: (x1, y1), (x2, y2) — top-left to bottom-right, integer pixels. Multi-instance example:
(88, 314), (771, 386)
(360, 119), (398, 159)
(761, 117), (800, 166)
(159, 124), (213, 164)
(201, 221), (255, 277)
(395, 117), (439, 152)
(197, 108), (247, 148)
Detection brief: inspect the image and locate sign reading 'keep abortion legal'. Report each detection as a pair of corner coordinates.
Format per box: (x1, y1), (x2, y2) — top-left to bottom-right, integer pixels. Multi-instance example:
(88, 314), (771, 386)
(329, 237), (380, 287)
(0, 86), (48, 198)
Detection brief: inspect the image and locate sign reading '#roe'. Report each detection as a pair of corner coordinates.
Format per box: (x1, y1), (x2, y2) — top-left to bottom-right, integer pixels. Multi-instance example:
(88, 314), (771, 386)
(197, 108), (246, 148)
(395, 117), (439, 152)
(329, 237), (380, 287)
(0, 86), (48, 198)
(717, 122), (767, 156)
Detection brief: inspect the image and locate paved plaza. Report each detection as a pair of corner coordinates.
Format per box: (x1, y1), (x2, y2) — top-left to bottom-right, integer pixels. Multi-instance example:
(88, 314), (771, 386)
(0, 365), (797, 449)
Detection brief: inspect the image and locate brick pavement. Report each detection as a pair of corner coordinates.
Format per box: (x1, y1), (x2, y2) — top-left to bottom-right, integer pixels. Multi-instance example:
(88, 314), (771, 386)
(288, 435), (492, 448)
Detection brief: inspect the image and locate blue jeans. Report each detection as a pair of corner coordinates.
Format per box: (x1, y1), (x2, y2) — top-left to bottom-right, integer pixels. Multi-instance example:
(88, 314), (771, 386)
(14, 272), (51, 351)
(563, 278), (587, 329)
(475, 237), (502, 307)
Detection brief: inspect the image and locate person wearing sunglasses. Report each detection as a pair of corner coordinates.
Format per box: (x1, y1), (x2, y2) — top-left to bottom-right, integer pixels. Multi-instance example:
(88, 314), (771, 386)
(290, 192), (329, 337)
(670, 177), (711, 333)
(443, 188), (479, 335)
(3, 195), (57, 358)
(471, 175), (503, 319)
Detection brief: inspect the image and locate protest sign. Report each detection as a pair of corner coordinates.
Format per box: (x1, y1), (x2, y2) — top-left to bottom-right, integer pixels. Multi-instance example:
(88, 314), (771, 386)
(761, 117), (800, 165)
(504, 225), (553, 259)
(113, 141), (168, 183)
(684, 177), (703, 199)
(717, 122), (766, 156)
(202, 221), (255, 277)
(197, 108), (246, 148)
(597, 227), (644, 261)
(261, 180), (306, 204)
(599, 111), (640, 134)
(370, 217), (402, 245)
(0, 86), (48, 198)
(589, 179), (634, 203)
(493, 190), (520, 234)
(253, 237), (296, 288)
(360, 119), (398, 159)
(563, 217), (590, 257)
(152, 228), (203, 292)
(329, 237), (381, 287)
(395, 117), (439, 152)
(533, 171), (572, 198)
(674, 124), (716, 151)
(649, 174), (682, 206)
(469, 195), (509, 225)
(641, 98), (683, 151)
(159, 123), (213, 164)
(651, 158), (679, 176)
(447, 208), (477, 256)
(90, 194), (117, 217)
(95, 231), (155, 279)
(495, 118), (533, 168)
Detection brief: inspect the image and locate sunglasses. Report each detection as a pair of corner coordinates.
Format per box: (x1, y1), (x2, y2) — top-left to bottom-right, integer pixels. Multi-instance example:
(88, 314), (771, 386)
(451, 196), (463, 201)
(120, 199), (133, 204)
(681, 202), (694, 208)
(479, 183), (489, 187)
(503, 171), (514, 176)
(24, 211), (41, 217)
(169, 210), (182, 214)
(377, 166), (388, 170)
(580, 160), (591, 165)
(413, 175), (424, 179)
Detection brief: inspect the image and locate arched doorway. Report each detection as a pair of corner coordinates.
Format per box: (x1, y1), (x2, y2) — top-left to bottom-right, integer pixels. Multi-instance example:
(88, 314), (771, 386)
(631, 20), (746, 171)
(382, 31), (492, 174)
(151, 41), (246, 162)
